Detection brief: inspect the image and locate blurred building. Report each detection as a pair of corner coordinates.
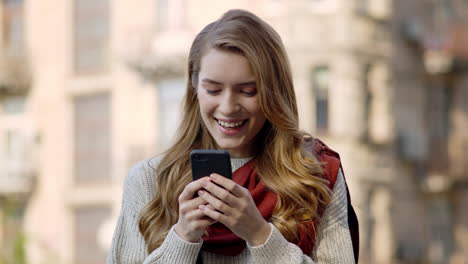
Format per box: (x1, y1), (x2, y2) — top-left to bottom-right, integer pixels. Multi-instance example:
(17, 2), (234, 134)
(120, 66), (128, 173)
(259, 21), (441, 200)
(0, 0), (34, 263)
(0, 0), (466, 264)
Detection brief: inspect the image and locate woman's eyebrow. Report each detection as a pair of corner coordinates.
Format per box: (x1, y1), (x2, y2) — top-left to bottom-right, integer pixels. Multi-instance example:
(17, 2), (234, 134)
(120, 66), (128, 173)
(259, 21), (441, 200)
(201, 78), (256, 87)
(234, 81), (256, 87)
(201, 78), (223, 85)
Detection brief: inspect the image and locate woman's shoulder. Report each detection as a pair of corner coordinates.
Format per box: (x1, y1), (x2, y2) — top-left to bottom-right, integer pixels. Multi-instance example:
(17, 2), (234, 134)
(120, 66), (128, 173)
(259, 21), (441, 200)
(304, 137), (342, 186)
(304, 137), (340, 159)
(128, 156), (162, 176)
(123, 156), (163, 204)
(127, 156), (162, 181)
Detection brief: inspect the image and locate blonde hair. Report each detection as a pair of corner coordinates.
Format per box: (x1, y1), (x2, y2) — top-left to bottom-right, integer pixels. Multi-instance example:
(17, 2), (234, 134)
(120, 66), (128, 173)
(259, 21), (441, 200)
(139, 9), (331, 253)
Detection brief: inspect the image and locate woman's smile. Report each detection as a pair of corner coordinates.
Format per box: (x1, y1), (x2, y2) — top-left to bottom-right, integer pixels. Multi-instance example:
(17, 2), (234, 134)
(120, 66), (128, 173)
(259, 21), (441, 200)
(215, 118), (249, 135)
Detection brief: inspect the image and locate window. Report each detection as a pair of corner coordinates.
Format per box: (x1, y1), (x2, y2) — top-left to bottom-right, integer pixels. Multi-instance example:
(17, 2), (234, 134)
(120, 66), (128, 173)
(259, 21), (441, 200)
(73, 0), (110, 74)
(2, 0), (24, 55)
(157, 78), (184, 149)
(1, 96), (26, 162)
(312, 66), (330, 132)
(73, 93), (111, 185)
(74, 206), (111, 264)
(427, 83), (451, 171)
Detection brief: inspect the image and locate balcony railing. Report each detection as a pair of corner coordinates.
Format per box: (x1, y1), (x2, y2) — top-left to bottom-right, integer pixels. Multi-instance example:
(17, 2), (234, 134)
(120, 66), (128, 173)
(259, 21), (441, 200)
(0, 156), (36, 196)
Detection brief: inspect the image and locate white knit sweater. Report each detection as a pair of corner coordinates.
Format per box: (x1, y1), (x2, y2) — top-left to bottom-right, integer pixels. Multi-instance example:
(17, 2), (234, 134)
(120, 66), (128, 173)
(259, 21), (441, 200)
(107, 157), (356, 264)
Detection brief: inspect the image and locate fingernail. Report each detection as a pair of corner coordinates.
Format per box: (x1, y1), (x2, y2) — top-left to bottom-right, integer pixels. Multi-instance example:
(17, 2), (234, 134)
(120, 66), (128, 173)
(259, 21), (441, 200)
(198, 190), (204, 195)
(210, 174), (217, 179)
(199, 204), (205, 210)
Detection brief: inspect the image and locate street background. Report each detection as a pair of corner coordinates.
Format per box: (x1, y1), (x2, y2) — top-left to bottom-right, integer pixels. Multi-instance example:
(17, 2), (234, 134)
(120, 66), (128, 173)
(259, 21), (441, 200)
(0, 0), (467, 263)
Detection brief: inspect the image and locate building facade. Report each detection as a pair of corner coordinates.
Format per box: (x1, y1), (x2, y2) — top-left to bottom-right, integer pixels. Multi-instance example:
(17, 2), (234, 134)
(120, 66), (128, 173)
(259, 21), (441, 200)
(0, 0), (466, 263)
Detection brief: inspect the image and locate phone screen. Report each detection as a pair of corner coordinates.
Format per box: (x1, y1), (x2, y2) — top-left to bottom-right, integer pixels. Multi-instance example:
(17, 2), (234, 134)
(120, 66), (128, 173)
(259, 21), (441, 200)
(190, 150), (232, 181)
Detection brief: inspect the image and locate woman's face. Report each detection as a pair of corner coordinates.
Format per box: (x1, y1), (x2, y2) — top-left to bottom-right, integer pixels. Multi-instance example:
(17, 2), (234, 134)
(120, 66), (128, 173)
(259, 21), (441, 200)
(197, 48), (266, 158)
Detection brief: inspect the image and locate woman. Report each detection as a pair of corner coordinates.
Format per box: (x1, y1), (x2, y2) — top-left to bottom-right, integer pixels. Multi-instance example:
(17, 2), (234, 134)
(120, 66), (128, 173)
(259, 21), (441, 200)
(108, 9), (358, 264)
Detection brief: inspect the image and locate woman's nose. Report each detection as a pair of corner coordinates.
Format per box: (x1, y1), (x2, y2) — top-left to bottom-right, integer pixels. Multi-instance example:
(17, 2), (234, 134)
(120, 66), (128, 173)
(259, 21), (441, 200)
(219, 92), (241, 114)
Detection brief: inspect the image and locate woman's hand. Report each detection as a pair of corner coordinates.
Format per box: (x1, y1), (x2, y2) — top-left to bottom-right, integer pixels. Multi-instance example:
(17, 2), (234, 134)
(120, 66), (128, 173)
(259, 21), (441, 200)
(174, 177), (216, 242)
(197, 173), (272, 246)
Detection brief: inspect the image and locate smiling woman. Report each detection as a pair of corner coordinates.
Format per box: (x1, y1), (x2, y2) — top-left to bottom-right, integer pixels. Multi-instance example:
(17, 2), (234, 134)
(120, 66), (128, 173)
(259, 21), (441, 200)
(107, 9), (359, 264)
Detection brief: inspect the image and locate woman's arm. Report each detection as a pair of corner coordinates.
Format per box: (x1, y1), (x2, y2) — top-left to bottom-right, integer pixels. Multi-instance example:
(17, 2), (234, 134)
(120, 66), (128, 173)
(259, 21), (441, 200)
(106, 159), (204, 264)
(247, 169), (356, 264)
(311, 169), (355, 263)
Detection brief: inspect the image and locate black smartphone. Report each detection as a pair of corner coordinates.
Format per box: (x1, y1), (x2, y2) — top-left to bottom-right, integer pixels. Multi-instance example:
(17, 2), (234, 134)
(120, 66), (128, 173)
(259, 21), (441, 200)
(190, 150), (232, 181)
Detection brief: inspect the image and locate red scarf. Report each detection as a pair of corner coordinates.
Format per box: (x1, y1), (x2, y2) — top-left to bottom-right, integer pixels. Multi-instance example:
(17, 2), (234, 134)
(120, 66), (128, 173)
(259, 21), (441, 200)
(201, 139), (340, 256)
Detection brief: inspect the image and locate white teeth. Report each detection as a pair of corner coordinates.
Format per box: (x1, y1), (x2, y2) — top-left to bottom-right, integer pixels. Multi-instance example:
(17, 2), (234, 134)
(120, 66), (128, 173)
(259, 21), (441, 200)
(217, 120), (244, 128)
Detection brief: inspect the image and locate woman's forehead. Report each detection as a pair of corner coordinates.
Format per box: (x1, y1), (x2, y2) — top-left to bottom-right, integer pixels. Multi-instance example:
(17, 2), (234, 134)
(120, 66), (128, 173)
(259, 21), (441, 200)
(198, 49), (255, 83)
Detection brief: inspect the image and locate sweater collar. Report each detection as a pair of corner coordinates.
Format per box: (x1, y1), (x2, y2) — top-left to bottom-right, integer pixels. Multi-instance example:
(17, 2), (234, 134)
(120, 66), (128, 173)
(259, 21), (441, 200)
(230, 157), (253, 172)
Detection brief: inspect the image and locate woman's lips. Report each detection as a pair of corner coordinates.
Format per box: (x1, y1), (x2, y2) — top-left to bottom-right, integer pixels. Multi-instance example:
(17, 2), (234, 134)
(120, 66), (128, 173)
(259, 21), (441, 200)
(215, 118), (248, 135)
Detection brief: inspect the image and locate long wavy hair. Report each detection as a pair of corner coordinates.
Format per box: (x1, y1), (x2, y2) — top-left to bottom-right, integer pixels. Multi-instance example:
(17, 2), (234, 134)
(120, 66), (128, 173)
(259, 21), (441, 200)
(139, 9), (331, 253)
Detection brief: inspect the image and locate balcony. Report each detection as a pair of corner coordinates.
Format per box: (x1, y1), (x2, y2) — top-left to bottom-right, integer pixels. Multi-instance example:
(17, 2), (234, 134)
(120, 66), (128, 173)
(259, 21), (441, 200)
(0, 155), (36, 197)
(0, 129), (37, 197)
(0, 156), (36, 197)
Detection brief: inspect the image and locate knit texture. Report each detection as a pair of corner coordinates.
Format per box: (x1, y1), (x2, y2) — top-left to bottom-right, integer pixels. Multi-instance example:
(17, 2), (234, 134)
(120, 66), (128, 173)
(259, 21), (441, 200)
(107, 157), (356, 264)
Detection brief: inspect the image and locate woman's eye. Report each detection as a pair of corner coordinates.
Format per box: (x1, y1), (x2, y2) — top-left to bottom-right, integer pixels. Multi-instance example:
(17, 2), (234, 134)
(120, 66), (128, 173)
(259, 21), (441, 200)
(206, 90), (221, 95)
(242, 91), (257, 96)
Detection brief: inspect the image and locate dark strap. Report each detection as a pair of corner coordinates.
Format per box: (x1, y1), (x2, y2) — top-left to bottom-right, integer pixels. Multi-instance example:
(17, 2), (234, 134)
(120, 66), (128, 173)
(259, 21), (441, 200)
(341, 165), (360, 263)
(348, 198), (360, 263)
(196, 251), (203, 264)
